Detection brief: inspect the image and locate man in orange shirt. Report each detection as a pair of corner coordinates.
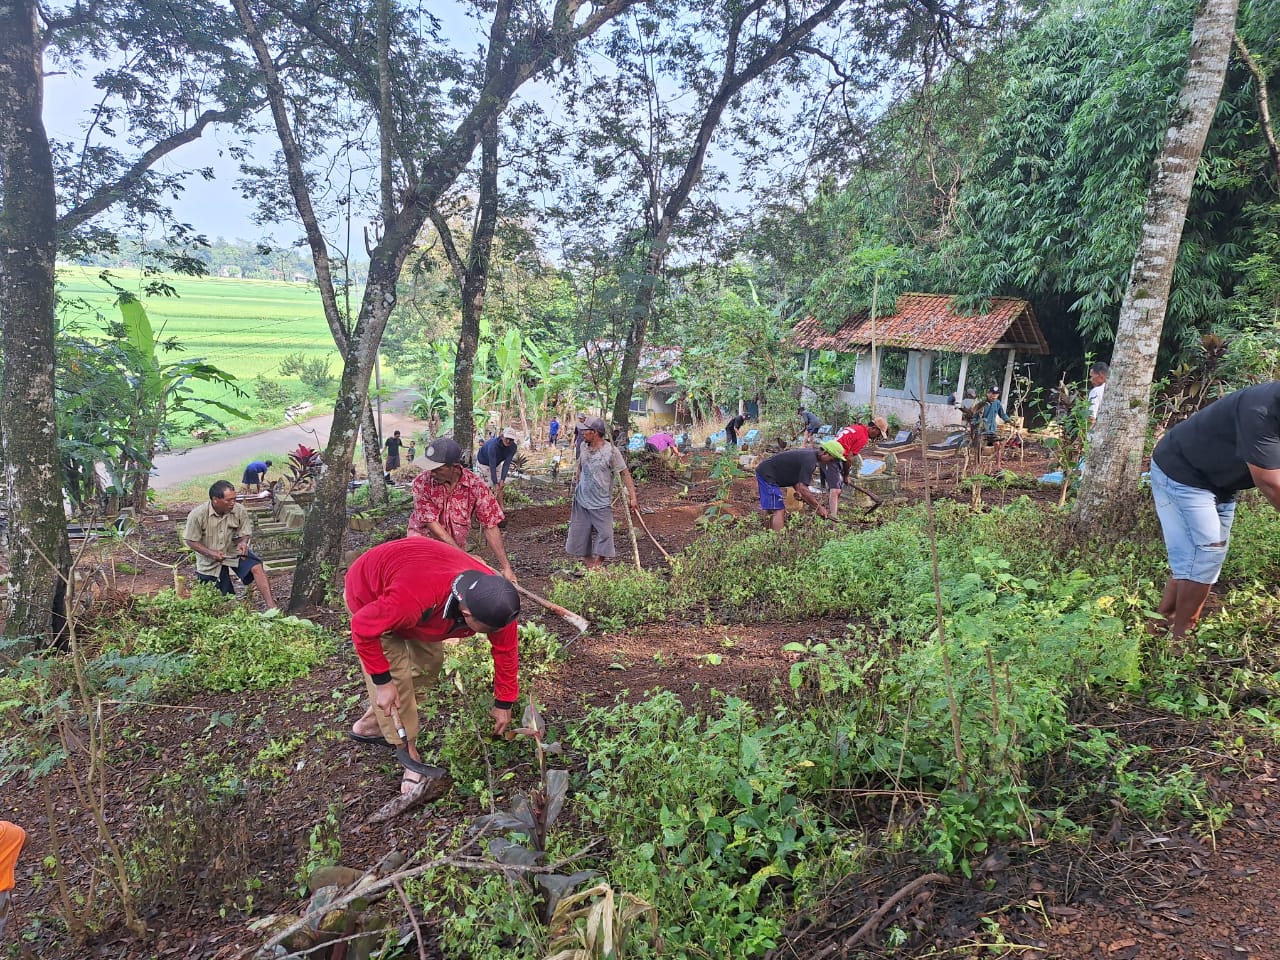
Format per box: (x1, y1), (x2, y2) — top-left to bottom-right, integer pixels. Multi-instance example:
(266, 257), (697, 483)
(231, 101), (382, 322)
(0, 821), (25, 936)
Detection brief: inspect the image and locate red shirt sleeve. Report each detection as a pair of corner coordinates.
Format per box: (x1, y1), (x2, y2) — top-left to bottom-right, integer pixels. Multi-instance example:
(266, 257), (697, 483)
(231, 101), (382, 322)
(488, 620), (520, 704)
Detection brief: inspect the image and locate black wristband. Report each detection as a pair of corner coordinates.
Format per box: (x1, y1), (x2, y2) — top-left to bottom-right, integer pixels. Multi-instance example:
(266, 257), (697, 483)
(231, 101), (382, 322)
(371, 671), (393, 685)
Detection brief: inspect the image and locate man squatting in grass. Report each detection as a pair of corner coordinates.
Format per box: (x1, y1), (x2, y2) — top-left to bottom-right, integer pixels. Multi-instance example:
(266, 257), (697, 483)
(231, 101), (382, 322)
(567, 416), (639, 569)
(755, 441), (844, 531)
(407, 438), (517, 582)
(345, 538), (520, 794)
(476, 426), (520, 513)
(827, 416), (888, 517)
(1147, 380), (1280, 640)
(183, 480), (278, 610)
(241, 459), (272, 494)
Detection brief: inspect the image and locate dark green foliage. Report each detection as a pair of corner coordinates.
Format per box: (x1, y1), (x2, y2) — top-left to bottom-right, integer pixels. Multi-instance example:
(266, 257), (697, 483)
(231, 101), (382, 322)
(113, 589), (327, 692)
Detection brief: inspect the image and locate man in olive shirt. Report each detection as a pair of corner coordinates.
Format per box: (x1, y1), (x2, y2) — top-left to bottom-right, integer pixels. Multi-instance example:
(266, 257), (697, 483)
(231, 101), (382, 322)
(183, 480), (278, 610)
(1148, 381), (1280, 639)
(755, 441), (843, 531)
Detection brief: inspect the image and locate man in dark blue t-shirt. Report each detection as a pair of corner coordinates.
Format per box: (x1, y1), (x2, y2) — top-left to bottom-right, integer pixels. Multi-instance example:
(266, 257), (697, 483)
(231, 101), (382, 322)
(755, 442), (843, 531)
(477, 427), (520, 512)
(1148, 381), (1280, 640)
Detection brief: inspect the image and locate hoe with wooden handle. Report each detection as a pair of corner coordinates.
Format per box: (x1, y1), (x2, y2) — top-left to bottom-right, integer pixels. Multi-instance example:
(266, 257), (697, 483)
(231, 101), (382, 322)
(514, 583), (589, 635)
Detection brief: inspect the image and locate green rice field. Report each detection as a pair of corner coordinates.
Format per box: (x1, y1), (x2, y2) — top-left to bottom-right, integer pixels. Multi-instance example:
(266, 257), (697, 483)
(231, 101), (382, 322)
(56, 265), (404, 443)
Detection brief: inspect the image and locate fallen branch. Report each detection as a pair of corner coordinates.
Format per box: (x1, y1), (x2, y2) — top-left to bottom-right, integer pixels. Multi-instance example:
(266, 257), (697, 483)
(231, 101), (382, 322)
(239, 839), (606, 959)
(845, 872), (949, 949)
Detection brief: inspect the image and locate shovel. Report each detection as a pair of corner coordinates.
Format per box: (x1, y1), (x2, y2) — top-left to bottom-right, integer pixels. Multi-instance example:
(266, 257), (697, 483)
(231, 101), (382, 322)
(388, 706), (447, 779)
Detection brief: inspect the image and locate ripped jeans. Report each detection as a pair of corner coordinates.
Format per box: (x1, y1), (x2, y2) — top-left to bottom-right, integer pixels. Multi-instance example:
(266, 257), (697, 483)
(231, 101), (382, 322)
(1149, 460), (1235, 584)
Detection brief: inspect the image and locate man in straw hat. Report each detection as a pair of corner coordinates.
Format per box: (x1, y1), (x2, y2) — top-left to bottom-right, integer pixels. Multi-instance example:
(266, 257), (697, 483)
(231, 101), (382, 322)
(755, 440), (844, 531)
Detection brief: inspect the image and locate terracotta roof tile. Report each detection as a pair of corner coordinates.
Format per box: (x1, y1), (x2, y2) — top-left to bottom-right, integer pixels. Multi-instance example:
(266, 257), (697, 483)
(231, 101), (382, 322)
(791, 293), (1049, 356)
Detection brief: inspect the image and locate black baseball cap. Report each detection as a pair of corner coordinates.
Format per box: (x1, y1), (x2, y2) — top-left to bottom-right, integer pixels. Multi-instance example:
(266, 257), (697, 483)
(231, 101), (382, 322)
(455, 572), (520, 629)
(414, 438), (464, 470)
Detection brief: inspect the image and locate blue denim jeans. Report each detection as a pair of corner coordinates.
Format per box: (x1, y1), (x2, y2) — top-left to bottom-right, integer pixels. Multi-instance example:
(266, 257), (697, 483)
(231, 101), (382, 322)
(1149, 461), (1235, 584)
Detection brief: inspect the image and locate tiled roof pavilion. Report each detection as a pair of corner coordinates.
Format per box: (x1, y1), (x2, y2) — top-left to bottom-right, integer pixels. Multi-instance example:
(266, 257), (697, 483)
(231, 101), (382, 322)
(791, 293), (1049, 356)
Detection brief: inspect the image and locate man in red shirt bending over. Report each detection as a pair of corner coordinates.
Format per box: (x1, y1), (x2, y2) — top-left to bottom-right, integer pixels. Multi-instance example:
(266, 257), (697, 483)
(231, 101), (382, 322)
(345, 538), (520, 794)
(827, 416), (888, 517)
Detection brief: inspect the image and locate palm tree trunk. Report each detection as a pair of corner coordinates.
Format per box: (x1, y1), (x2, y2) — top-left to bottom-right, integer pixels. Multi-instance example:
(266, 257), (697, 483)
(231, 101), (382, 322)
(1075, 0), (1240, 524)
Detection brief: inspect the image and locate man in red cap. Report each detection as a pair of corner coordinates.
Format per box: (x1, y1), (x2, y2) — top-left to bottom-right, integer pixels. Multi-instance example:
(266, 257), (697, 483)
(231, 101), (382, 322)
(828, 416), (888, 516)
(345, 537), (521, 794)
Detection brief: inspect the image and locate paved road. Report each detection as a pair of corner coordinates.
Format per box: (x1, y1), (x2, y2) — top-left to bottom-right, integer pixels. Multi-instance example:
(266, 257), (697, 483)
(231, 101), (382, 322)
(151, 394), (422, 490)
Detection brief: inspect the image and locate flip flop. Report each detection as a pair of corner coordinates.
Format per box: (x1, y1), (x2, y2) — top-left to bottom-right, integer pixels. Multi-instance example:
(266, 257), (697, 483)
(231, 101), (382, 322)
(347, 730), (394, 748)
(401, 769), (426, 795)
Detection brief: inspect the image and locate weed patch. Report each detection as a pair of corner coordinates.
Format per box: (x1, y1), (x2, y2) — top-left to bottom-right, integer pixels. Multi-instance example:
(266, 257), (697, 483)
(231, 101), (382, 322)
(110, 589), (329, 692)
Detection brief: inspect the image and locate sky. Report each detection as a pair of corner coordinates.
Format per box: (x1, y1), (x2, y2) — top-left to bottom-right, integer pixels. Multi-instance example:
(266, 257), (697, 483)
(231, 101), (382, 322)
(41, 2), (498, 248)
(45, 70), (268, 243)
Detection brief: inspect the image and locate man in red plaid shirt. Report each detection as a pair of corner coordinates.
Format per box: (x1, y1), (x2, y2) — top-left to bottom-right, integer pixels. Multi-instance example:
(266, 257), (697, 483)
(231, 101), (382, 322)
(407, 438), (516, 583)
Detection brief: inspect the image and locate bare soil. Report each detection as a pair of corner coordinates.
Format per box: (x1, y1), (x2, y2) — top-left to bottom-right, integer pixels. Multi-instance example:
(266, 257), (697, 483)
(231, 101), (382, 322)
(5, 439), (1279, 959)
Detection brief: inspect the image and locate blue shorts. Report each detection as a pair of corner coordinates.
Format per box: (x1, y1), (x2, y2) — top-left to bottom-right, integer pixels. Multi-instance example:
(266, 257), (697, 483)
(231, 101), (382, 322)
(242, 466), (265, 484)
(1149, 461), (1235, 584)
(756, 475), (785, 512)
(196, 551), (264, 595)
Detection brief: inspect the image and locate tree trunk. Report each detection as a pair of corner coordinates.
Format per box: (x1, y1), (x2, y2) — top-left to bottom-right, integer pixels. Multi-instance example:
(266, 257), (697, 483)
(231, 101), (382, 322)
(360, 399), (387, 504)
(287, 250), (415, 608)
(449, 120), (500, 460)
(1075, 0), (1239, 523)
(0, 0), (72, 643)
(610, 240), (665, 431)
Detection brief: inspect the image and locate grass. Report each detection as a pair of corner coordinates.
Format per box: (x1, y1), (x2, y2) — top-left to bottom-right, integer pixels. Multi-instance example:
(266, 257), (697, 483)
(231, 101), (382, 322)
(55, 265), (407, 444)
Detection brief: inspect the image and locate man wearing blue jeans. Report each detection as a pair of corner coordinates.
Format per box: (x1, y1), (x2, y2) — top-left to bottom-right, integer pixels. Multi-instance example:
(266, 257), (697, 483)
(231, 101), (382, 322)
(1148, 381), (1280, 640)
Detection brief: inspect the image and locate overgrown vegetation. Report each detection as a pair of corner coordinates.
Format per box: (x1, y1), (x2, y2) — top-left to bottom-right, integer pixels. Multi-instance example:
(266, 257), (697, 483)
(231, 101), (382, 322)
(6, 497), (1280, 956)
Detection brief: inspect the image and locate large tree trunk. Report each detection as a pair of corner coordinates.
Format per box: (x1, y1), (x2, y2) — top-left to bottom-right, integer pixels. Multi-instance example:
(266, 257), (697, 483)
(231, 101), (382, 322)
(288, 249), (417, 608)
(1075, 0), (1240, 523)
(0, 0), (72, 644)
(610, 241), (664, 431)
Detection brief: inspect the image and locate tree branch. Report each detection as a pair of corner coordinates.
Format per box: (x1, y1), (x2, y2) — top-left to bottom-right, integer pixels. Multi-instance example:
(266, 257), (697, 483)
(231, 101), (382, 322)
(230, 0), (350, 354)
(1233, 33), (1280, 184)
(56, 104), (256, 235)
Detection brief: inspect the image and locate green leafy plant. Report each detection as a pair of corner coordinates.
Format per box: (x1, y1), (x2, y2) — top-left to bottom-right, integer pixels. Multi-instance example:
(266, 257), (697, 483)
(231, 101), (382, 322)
(113, 589), (326, 692)
(548, 567), (669, 631)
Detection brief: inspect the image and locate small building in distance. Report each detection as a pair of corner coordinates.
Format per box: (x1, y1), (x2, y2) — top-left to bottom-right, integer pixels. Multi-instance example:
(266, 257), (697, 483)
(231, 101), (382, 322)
(791, 293), (1050, 427)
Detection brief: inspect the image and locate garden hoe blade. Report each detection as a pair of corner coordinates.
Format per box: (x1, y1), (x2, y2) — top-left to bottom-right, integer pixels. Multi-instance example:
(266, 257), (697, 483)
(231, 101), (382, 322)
(513, 583), (589, 635)
(388, 706), (447, 779)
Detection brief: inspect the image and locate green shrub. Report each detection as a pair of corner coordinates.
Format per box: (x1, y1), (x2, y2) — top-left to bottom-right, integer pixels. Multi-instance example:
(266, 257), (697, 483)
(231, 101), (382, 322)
(113, 589), (328, 692)
(671, 518), (833, 620)
(571, 693), (849, 955)
(548, 566), (669, 631)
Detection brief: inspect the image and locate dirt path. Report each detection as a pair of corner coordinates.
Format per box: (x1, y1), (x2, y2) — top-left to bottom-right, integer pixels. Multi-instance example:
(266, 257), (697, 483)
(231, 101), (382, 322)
(150, 393), (421, 489)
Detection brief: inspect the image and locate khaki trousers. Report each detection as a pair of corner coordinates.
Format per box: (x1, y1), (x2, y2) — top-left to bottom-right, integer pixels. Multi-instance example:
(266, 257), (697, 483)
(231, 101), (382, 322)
(361, 634), (444, 745)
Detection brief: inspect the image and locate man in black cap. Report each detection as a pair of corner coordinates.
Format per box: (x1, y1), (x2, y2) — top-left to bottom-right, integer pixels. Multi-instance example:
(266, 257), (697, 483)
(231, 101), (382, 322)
(345, 537), (521, 794)
(407, 437), (516, 582)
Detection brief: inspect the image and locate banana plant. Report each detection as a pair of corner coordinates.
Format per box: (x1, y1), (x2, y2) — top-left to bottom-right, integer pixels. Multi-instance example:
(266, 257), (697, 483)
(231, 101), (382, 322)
(58, 296), (247, 512)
